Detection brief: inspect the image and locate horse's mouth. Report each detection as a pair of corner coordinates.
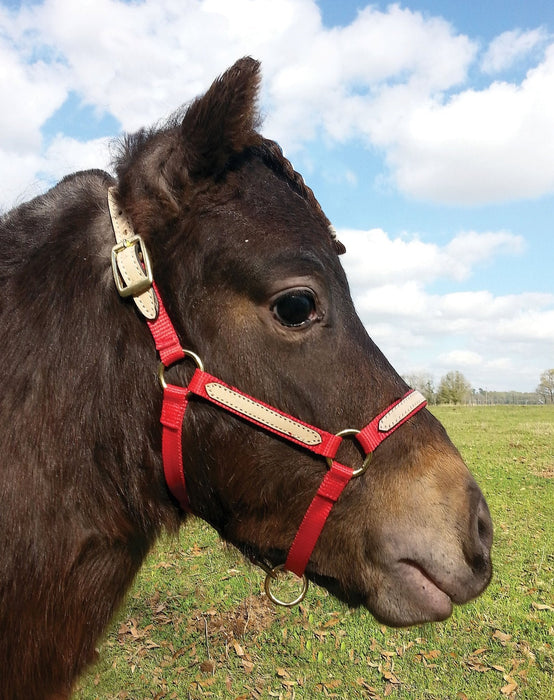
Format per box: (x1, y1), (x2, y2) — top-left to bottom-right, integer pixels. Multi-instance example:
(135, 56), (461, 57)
(393, 559), (453, 622)
(309, 560), (455, 627)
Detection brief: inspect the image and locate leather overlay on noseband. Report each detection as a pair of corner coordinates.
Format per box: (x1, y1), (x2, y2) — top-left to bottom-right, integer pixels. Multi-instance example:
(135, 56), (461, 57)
(204, 382), (324, 446)
(187, 370), (342, 455)
(107, 189), (428, 599)
(357, 391), (431, 453)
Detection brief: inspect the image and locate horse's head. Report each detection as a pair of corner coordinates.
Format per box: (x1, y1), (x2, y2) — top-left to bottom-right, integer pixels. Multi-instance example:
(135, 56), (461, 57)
(114, 57), (492, 626)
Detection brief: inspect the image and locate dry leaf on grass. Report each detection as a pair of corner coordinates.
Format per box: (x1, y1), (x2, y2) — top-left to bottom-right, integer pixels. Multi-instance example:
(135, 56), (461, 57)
(493, 630), (512, 645)
(500, 678), (518, 696)
(199, 659), (216, 674)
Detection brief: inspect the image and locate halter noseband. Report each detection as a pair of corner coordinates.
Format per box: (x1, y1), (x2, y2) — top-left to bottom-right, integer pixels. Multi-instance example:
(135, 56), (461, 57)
(108, 188), (427, 606)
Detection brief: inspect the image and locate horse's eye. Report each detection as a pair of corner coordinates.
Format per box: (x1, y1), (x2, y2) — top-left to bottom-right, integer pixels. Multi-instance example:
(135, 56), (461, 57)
(272, 290), (317, 327)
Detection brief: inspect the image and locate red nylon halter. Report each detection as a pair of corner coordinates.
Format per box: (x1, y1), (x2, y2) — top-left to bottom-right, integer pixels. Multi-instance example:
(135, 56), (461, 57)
(146, 283), (426, 580)
(107, 189), (427, 598)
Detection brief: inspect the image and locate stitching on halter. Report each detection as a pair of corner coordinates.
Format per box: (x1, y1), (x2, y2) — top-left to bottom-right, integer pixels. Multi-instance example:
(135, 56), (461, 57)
(108, 186), (158, 320)
(204, 382), (323, 446)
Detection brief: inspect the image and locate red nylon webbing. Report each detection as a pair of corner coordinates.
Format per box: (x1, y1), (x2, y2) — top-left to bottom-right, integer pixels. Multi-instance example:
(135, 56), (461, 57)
(160, 384), (190, 512)
(357, 390), (427, 453)
(285, 461), (354, 577)
(144, 282), (427, 579)
(147, 283), (189, 511)
(147, 282), (184, 367)
(186, 369), (343, 459)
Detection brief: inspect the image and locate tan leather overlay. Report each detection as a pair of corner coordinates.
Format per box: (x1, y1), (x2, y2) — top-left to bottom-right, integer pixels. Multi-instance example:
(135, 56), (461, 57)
(205, 382), (323, 446)
(108, 187), (157, 320)
(378, 391), (426, 432)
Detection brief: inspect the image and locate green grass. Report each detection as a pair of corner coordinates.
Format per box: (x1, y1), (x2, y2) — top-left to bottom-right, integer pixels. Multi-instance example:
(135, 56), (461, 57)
(75, 406), (553, 699)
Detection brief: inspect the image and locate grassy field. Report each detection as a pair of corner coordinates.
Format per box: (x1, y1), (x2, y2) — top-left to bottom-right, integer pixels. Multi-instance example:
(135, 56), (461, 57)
(75, 406), (553, 699)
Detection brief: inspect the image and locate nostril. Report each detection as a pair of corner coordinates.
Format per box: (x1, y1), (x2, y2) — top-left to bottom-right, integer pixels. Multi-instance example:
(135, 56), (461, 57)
(476, 497), (493, 552)
(463, 486), (493, 579)
(478, 516), (487, 541)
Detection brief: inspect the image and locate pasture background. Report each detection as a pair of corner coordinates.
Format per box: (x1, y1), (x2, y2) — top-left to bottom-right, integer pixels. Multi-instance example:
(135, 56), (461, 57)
(76, 406), (553, 699)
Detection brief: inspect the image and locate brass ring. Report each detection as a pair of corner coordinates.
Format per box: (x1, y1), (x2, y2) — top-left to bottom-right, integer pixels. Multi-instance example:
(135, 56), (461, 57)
(157, 349), (205, 390)
(264, 564), (309, 608)
(326, 428), (372, 477)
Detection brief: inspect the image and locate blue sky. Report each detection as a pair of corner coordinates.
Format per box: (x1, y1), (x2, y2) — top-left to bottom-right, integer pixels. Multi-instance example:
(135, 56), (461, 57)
(1, 0), (553, 392)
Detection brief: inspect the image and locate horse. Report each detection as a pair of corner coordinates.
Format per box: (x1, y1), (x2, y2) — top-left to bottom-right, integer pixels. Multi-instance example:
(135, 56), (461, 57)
(0, 57), (492, 700)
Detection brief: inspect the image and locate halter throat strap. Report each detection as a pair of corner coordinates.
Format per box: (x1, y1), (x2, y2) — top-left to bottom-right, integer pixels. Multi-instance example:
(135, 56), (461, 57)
(107, 188), (427, 590)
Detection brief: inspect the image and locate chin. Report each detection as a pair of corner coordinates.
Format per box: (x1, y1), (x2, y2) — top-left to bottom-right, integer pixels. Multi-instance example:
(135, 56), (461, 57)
(310, 557), (491, 628)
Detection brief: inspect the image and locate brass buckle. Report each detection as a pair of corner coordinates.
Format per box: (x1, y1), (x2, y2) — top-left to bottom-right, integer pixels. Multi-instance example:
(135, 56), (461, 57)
(111, 235), (154, 298)
(326, 428), (372, 477)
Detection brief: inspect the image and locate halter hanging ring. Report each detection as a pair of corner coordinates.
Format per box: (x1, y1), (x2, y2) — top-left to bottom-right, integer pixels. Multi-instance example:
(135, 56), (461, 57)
(264, 564), (309, 608)
(326, 428), (372, 477)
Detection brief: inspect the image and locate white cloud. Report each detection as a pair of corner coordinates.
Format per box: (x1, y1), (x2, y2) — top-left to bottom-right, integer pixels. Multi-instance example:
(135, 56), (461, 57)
(481, 27), (549, 74)
(0, 1), (551, 391)
(339, 228), (553, 391)
(29, 0), (236, 131)
(355, 281), (428, 319)
(0, 136), (112, 211)
(438, 350), (483, 367)
(339, 228), (524, 288)
(264, 3), (476, 148)
(42, 135), (112, 183)
(495, 309), (554, 342)
(386, 43), (554, 203)
(1, 1), (553, 207)
(0, 150), (46, 210)
(444, 231), (525, 273)
(0, 42), (67, 152)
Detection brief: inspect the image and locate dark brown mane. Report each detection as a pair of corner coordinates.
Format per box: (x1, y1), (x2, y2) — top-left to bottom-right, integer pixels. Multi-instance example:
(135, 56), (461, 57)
(235, 140), (346, 254)
(254, 138), (336, 234)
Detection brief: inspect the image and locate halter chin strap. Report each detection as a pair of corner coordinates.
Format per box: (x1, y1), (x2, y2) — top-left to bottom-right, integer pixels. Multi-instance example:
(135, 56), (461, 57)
(108, 187), (427, 604)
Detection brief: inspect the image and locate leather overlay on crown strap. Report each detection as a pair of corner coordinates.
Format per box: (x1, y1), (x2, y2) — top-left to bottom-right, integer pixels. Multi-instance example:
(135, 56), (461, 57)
(108, 187), (158, 320)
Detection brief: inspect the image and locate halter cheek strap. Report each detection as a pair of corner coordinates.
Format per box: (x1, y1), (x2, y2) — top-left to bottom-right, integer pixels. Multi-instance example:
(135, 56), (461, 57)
(108, 188), (427, 602)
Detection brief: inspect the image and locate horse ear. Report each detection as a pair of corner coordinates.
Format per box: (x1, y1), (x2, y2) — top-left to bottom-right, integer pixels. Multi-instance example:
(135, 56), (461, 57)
(180, 57), (262, 177)
(114, 58), (263, 232)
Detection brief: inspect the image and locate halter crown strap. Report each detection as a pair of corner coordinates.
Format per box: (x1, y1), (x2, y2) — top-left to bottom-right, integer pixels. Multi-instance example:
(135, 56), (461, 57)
(108, 187), (158, 320)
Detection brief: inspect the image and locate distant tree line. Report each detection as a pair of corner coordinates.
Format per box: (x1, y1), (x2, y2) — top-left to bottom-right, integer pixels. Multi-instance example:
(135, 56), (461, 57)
(402, 369), (554, 405)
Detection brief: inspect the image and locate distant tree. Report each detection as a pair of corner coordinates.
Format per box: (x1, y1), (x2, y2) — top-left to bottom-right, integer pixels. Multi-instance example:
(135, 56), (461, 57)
(402, 373), (436, 404)
(536, 369), (554, 404)
(470, 387), (541, 405)
(437, 371), (472, 404)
